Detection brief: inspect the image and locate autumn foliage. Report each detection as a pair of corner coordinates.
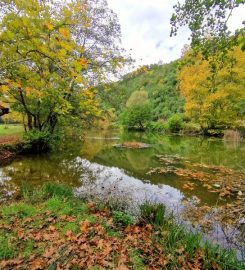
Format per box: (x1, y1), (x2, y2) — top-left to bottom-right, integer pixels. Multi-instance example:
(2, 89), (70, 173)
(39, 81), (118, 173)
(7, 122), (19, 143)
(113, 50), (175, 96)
(178, 46), (245, 130)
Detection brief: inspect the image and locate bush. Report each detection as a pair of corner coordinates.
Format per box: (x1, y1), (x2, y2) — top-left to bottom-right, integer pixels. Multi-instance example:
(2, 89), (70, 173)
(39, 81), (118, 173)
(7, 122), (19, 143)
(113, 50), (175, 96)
(167, 114), (184, 132)
(23, 130), (60, 153)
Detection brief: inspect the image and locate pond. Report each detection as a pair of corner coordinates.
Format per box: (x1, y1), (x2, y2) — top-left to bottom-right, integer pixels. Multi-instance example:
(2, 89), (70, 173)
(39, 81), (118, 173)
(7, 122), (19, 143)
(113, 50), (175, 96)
(0, 129), (244, 257)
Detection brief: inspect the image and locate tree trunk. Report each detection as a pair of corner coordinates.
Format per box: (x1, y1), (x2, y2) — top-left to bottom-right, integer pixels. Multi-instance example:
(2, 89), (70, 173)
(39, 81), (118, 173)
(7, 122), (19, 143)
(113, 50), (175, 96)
(27, 114), (33, 130)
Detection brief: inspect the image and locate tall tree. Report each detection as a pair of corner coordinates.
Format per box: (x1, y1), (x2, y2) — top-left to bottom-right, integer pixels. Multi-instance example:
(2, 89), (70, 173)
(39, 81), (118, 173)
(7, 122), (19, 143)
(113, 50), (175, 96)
(178, 45), (245, 130)
(0, 0), (126, 135)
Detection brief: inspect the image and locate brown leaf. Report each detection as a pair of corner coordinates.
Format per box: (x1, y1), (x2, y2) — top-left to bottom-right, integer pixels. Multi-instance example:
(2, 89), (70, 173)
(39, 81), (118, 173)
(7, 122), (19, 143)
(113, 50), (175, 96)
(80, 219), (90, 233)
(48, 225), (56, 231)
(115, 264), (130, 270)
(30, 258), (46, 270)
(43, 247), (56, 258)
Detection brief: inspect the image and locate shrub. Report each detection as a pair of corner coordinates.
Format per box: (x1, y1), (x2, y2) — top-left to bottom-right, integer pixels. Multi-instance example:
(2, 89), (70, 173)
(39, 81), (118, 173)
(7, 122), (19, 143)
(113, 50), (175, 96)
(23, 130), (60, 153)
(167, 114), (184, 132)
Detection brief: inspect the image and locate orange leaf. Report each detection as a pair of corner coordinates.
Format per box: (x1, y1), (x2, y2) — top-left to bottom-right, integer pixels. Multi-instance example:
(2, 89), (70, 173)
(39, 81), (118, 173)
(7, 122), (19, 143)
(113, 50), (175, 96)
(80, 219), (90, 233)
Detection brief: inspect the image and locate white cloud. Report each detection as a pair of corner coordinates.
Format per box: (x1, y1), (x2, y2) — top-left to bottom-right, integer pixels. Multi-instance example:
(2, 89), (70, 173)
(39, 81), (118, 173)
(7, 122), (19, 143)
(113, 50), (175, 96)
(107, 0), (245, 67)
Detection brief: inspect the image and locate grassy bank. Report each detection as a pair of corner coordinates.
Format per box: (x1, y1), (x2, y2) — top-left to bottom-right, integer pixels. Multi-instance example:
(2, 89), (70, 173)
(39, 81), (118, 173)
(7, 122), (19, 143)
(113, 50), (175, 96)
(0, 124), (23, 136)
(0, 183), (243, 270)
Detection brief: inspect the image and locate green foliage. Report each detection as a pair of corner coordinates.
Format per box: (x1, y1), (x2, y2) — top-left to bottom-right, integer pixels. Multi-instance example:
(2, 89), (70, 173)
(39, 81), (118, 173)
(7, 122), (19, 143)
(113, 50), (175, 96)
(146, 121), (168, 132)
(45, 197), (73, 214)
(23, 130), (61, 152)
(120, 90), (152, 130)
(182, 122), (201, 134)
(167, 114), (184, 132)
(129, 249), (145, 270)
(23, 239), (35, 259)
(100, 61), (184, 121)
(140, 203), (165, 226)
(61, 222), (80, 235)
(112, 211), (134, 227)
(126, 90), (149, 107)
(120, 104), (152, 130)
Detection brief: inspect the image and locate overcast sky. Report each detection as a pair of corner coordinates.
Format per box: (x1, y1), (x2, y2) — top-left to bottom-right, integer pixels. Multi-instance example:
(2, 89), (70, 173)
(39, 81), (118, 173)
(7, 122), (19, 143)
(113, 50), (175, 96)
(107, 0), (245, 67)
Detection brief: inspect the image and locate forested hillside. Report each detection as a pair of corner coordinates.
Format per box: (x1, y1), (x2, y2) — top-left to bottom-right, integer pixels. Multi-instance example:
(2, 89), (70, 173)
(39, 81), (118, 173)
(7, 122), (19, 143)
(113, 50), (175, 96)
(99, 61), (185, 120)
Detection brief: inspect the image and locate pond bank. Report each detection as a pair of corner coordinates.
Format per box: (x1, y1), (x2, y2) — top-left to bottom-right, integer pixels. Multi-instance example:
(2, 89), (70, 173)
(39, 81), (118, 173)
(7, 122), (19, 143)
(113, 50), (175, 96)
(0, 183), (242, 270)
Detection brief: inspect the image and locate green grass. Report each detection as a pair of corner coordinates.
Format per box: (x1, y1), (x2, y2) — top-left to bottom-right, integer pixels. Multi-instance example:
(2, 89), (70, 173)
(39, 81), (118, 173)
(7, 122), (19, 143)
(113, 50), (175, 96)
(1, 202), (36, 219)
(0, 124), (23, 136)
(0, 235), (15, 260)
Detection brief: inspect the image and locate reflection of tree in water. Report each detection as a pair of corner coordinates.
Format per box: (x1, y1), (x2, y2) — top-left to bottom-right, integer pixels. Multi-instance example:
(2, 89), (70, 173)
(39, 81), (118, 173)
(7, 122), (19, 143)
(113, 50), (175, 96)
(0, 155), (84, 189)
(80, 139), (107, 160)
(125, 149), (154, 172)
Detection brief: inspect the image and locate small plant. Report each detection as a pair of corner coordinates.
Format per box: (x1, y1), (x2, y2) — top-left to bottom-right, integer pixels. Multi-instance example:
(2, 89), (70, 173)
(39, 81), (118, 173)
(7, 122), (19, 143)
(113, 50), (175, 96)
(112, 211), (134, 227)
(140, 203), (165, 226)
(45, 196), (73, 216)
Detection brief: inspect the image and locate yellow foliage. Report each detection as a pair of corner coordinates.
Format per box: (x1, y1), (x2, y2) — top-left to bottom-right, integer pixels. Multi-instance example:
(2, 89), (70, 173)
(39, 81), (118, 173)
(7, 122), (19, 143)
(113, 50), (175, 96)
(59, 28), (70, 39)
(178, 46), (245, 128)
(44, 22), (54, 31)
(0, 85), (9, 93)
